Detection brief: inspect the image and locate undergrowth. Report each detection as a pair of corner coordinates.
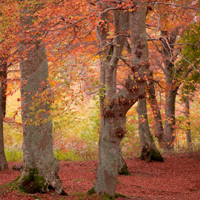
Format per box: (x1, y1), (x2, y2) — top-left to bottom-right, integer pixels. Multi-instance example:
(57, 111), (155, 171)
(4, 96), (200, 163)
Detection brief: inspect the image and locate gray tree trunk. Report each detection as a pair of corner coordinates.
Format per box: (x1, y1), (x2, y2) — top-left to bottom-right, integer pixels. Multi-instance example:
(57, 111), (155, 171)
(0, 62), (8, 170)
(1, 63), (7, 118)
(163, 89), (177, 150)
(157, 30), (180, 150)
(17, 3), (66, 195)
(92, 2), (149, 197)
(137, 98), (164, 162)
(147, 71), (164, 145)
(97, 9), (130, 176)
(185, 95), (192, 146)
(118, 146), (130, 175)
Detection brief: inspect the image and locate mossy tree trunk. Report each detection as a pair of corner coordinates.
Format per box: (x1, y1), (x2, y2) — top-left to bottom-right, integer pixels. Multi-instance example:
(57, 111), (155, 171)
(0, 60), (8, 170)
(18, 1), (66, 195)
(93, 2), (149, 197)
(137, 98), (164, 162)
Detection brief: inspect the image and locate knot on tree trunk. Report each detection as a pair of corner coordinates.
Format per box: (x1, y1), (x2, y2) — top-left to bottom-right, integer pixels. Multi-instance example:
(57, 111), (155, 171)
(115, 127), (126, 139)
(125, 77), (139, 92)
(104, 109), (115, 118)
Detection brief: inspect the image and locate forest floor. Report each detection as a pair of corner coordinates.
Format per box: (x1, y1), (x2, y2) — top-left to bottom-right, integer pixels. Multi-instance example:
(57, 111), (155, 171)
(0, 152), (200, 200)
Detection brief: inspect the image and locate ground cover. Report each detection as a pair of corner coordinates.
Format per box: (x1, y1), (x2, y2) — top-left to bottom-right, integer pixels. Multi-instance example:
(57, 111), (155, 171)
(1, 153), (200, 199)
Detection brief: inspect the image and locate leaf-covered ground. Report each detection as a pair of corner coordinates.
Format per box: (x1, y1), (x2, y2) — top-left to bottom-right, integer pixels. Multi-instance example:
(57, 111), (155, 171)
(0, 153), (200, 199)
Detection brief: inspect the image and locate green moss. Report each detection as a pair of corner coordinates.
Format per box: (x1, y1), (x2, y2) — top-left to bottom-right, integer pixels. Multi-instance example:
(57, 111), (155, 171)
(18, 168), (47, 193)
(118, 163), (131, 176)
(115, 193), (127, 198)
(141, 148), (164, 163)
(20, 168), (34, 185)
(104, 193), (115, 200)
(87, 187), (96, 195)
(33, 174), (48, 191)
(150, 149), (164, 162)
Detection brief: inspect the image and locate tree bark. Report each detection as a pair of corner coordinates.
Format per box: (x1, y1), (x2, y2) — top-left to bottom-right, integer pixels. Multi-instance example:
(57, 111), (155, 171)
(18, 2), (66, 195)
(147, 71), (164, 145)
(1, 63), (7, 118)
(97, 9), (130, 176)
(157, 29), (180, 150)
(162, 89), (178, 150)
(92, 2), (149, 197)
(118, 146), (130, 175)
(137, 98), (164, 162)
(185, 95), (191, 146)
(0, 61), (8, 170)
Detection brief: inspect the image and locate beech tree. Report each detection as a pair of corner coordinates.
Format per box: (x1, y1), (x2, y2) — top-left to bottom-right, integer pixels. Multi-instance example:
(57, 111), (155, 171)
(17, 2), (66, 194)
(95, 4), (130, 175)
(145, 1), (199, 150)
(0, 57), (8, 170)
(137, 98), (164, 162)
(90, 1), (150, 197)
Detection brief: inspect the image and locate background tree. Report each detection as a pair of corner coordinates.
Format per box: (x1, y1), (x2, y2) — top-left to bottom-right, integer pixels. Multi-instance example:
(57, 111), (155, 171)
(0, 57), (8, 170)
(145, 0), (199, 150)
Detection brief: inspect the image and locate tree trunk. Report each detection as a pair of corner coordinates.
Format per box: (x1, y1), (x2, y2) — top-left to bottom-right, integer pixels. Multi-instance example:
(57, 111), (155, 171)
(1, 63), (7, 118)
(118, 146), (130, 175)
(162, 89), (177, 150)
(159, 30), (179, 150)
(137, 98), (164, 162)
(147, 71), (164, 145)
(0, 61), (8, 170)
(18, 3), (66, 195)
(185, 95), (191, 146)
(97, 9), (130, 176)
(92, 2), (149, 197)
(18, 41), (66, 195)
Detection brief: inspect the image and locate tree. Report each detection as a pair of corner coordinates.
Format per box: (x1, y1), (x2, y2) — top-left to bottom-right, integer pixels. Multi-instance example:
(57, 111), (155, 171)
(0, 0), (18, 170)
(184, 95), (192, 146)
(145, 1), (198, 150)
(137, 98), (164, 162)
(17, 1), (66, 195)
(0, 57), (8, 170)
(90, 1), (150, 197)
(95, 4), (130, 175)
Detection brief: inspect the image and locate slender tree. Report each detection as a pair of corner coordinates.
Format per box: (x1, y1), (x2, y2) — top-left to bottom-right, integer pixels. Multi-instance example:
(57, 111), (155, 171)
(0, 58), (8, 170)
(184, 95), (192, 146)
(137, 98), (164, 162)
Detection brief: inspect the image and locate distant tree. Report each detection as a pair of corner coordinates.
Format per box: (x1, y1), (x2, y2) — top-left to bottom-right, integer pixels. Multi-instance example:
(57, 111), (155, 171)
(137, 98), (164, 162)
(146, 0), (199, 150)
(0, 57), (8, 170)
